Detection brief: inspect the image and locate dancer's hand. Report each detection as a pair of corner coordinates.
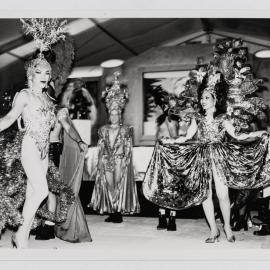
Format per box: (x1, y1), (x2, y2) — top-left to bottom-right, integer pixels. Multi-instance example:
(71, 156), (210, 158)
(160, 137), (175, 144)
(78, 141), (88, 152)
(175, 137), (186, 144)
(253, 130), (268, 138)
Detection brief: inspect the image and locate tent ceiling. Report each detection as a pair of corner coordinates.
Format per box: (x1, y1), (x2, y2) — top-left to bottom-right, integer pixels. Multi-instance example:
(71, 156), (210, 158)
(1, 18), (270, 70)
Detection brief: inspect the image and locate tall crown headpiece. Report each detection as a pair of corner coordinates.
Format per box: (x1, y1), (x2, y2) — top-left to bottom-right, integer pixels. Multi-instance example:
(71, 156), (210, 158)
(20, 18), (67, 79)
(202, 68), (222, 99)
(212, 38), (260, 101)
(102, 71), (128, 113)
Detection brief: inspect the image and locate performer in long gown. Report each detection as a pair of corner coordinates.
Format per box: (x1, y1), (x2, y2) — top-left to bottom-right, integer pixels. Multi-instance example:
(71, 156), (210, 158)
(143, 72), (270, 243)
(55, 115), (92, 242)
(89, 72), (140, 222)
(35, 86), (91, 242)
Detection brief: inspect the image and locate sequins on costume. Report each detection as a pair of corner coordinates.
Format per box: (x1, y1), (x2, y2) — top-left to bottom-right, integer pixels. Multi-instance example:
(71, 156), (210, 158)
(90, 124), (140, 214)
(0, 96), (75, 232)
(21, 89), (56, 159)
(143, 113), (270, 210)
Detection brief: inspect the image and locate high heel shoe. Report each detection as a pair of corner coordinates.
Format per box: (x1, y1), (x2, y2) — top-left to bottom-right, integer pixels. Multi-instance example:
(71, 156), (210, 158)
(11, 233), (28, 249)
(223, 226), (236, 243)
(11, 234), (17, 249)
(205, 229), (220, 243)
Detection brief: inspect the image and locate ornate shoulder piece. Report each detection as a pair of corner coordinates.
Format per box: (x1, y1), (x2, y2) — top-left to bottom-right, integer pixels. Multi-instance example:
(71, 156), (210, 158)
(98, 126), (107, 138)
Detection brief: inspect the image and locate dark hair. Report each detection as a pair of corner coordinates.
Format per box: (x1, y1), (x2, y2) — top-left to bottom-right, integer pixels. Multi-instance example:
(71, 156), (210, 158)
(197, 73), (228, 117)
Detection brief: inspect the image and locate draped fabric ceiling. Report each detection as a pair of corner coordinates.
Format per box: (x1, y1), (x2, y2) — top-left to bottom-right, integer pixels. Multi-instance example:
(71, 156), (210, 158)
(0, 18), (270, 71)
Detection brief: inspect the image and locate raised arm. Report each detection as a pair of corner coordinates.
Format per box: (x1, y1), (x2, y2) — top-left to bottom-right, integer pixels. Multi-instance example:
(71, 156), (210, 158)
(223, 119), (267, 141)
(0, 91), (28, 132)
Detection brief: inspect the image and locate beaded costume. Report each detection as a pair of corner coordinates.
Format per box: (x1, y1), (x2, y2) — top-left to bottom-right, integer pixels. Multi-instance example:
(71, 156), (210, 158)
(90, 72), (140, 214)
(0, 111), (75, 232)
(19, 89), (56, 159)
(0, 19), (74, 233)
(143, 113), (270, 210)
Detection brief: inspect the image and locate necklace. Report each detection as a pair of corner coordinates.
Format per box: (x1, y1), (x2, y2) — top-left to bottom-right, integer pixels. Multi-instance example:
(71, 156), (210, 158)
(30, 88), (44, 98)
(110, 124), (120, 130)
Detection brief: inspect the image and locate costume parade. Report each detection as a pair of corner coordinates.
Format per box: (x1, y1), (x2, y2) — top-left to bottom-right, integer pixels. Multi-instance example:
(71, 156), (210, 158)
(1, 18), (270, 251)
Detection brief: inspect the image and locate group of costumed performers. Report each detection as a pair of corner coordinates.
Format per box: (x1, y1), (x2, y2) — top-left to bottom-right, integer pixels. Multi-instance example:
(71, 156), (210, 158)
(0, 18), (91, 248)
(89, 72), (140, 223)
(2, 17), (270, 249)
(142, 38), (270, 243)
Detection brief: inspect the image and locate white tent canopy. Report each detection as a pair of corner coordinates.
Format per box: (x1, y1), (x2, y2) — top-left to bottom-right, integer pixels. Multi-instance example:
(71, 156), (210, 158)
(1, 18), (270, 71)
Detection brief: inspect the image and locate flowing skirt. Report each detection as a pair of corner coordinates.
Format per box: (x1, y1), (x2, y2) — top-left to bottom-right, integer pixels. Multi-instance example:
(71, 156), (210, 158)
(142, 134), (270, 210)
(55, 125), (92, 243)
(90, 155), (140, 215)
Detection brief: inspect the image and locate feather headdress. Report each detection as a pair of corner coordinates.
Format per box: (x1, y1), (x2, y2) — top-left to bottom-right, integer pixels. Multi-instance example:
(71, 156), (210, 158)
(20, 18), (67, 80)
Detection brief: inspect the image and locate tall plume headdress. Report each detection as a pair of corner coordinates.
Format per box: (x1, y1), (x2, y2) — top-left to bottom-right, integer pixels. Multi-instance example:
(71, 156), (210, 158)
(202, 69), (222, 99)
(20, 18), (67, 80)
(213, 38), (269, 132)
(102, 71), (129, 114)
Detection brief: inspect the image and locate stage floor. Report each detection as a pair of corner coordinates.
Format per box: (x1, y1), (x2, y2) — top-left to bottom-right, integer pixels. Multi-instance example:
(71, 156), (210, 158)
(1, 215), (270, 260)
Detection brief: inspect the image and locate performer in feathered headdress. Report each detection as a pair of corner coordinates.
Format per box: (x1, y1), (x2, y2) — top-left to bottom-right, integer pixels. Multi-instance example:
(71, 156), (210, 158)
(89, 72), (140, 222)
(0, 18), (76, 248)
(213, 38), (269, 133)
(143, 45), (270, 243)
(212, 39), (270, 235)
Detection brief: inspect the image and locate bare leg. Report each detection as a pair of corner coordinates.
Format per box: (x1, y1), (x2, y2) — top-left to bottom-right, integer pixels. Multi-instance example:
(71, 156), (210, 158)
(16, 136), (49, 248)
(47, 192), (57, 214)
(212, 165), (234, 240)
(202, 180), (219, 238)
(45, 192), (57, 226)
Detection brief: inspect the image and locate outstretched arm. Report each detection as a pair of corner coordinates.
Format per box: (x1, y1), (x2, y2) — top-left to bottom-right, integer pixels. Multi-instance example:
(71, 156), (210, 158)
(224, 119), (267, 141)
(0, 91), (27, 132)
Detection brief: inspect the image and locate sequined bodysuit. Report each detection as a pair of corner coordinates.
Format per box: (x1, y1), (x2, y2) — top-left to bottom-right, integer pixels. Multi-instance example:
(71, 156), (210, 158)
(21, 89), (56, 159)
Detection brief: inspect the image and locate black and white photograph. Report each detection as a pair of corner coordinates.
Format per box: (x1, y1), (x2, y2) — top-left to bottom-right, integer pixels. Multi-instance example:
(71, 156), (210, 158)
(2, 1), (270, 269)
